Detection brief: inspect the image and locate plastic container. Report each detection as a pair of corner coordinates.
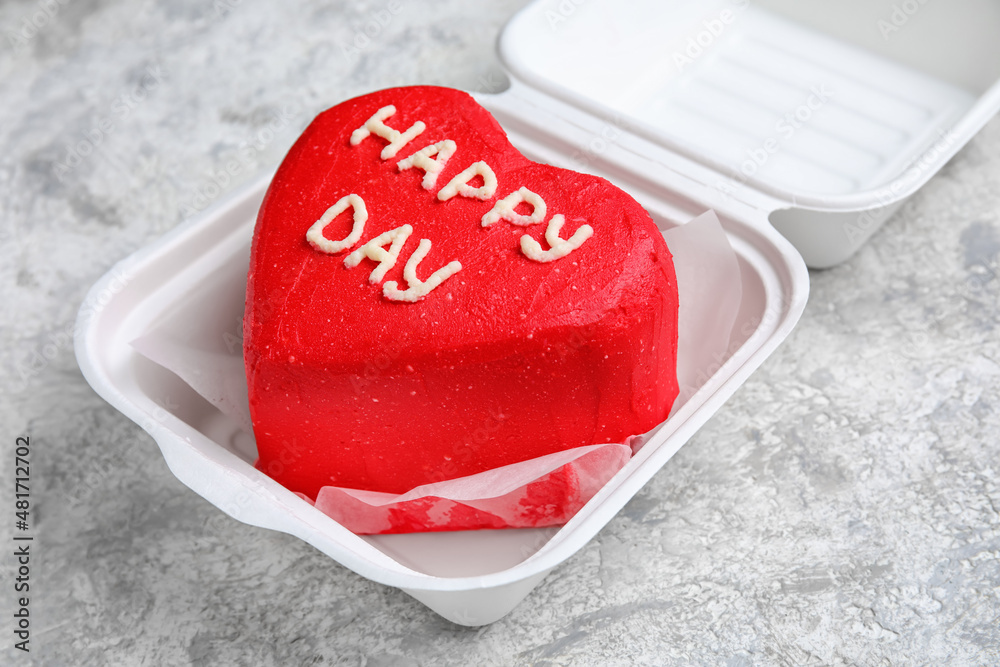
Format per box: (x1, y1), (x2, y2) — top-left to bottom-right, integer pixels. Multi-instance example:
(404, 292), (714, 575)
(75, 0), (1000, 625)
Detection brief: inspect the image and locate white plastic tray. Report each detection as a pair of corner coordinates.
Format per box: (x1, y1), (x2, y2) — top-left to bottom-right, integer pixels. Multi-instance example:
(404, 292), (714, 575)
(74, 167), (806, 625)
(75, 0), (1000, 625)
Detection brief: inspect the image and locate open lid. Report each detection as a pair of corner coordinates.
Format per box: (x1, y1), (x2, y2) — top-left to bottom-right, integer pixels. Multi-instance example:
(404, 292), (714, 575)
(498, 0), (1000, 212)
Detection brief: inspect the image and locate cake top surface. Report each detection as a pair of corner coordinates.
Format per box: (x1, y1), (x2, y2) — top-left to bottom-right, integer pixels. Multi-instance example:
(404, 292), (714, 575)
(247, 85), (674, 366)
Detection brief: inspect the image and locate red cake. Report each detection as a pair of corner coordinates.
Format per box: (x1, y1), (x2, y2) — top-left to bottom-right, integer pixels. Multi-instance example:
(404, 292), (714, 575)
(244, 86), (679, 500)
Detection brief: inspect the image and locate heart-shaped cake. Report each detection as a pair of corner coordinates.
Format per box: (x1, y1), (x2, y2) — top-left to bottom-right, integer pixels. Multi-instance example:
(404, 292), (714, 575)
(244, 86), (679, 501)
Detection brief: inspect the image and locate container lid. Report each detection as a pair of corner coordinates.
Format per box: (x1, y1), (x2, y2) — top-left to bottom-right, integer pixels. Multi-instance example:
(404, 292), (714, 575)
(498, 0), (1000, 212)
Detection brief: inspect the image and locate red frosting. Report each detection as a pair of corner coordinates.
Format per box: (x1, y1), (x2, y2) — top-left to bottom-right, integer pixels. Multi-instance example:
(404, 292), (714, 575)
(244, 86), (679, 498)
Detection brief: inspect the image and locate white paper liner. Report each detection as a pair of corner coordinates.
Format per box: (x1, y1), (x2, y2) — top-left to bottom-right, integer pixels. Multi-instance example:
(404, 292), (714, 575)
(131, 209), (740, 533)
(665, 210), (744, 408)
(305, 443), (633, 534)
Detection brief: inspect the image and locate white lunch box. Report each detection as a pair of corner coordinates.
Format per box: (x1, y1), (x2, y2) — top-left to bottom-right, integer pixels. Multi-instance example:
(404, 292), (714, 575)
(74, 0), (1000, 625)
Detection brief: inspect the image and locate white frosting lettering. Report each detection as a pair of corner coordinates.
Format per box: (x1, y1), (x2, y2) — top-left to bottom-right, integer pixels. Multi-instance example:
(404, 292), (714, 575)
(350, 105), (426, 160)
(397, 140), (457, 190)
(306, 102), (594, 303)
(344, 224), (413, 283)
(383, 238), (462, 302)
(520, 214), (593, 262)
(436, 161), (498, 201)
(481, 187), (546, 227)
(306, 194), (368, 254)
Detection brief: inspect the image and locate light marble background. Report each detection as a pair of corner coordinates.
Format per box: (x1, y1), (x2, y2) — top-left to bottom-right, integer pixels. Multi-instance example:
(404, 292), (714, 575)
(2, 0), (999, 665)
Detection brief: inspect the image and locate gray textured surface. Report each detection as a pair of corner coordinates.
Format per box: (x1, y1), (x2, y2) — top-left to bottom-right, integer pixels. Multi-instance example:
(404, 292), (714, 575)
(2, 1), (999, 665)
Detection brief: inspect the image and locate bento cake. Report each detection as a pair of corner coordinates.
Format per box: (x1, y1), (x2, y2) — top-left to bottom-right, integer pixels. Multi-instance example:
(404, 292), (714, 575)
(244, 86), (679, 497)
